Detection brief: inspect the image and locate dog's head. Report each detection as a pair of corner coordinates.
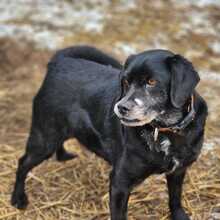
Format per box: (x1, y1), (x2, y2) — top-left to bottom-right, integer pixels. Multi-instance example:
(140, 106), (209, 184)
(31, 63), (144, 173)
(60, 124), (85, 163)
(114, 50), (200, 127)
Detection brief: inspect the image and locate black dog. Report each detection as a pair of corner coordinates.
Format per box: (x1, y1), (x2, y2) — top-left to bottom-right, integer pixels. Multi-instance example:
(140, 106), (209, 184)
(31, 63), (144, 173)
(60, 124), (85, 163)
(11, 46), (208, 220)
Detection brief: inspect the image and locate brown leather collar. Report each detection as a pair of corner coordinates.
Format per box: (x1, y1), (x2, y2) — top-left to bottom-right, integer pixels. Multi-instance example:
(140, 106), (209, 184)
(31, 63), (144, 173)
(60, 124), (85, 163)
(152, 95), (195, 141)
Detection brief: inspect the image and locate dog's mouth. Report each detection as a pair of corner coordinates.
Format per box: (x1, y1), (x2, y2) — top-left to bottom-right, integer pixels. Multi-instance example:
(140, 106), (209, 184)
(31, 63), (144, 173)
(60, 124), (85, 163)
(120, 117), (155, 127)
(121, 118), (140, 123)
(114, 103), (159, 127)
(117, 110), (160, 127)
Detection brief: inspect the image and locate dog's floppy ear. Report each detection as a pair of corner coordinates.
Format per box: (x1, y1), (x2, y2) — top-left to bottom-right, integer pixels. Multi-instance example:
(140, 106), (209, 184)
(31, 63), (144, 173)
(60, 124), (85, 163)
(166, 55), (200, 108)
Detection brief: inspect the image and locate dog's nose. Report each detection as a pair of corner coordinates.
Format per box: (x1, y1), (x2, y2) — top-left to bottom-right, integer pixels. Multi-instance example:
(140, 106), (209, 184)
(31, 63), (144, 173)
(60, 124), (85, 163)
(118, 104), (130, 115)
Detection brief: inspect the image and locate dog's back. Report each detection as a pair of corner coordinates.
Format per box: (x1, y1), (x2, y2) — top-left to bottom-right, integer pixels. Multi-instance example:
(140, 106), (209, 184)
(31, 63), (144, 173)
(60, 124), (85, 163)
(50, 45), (122, 69)
(32, 46), (121, 163)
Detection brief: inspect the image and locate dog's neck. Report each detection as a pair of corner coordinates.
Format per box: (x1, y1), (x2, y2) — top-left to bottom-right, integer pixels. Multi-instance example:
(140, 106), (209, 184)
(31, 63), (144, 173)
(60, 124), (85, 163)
(139, 95), (195, 142)
(149, 95), (195, 134)
(155, 108), (184, 127)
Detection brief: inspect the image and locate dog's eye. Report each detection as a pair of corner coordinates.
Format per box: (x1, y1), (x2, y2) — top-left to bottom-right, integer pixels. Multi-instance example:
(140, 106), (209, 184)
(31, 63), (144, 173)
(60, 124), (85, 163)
(146, 79), (157, 86)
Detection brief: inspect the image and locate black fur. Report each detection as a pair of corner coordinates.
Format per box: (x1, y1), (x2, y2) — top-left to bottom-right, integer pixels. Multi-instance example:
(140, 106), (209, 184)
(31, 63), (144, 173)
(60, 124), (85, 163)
(11, 46), (208, 220)
(167, 55), (200, 108)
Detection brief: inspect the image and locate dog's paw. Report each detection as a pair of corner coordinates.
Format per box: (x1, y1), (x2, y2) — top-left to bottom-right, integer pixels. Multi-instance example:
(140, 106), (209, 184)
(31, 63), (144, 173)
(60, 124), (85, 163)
(11, 192), (28, 209)
(171, 208), (190, 220)
(56, 151), (77, 162)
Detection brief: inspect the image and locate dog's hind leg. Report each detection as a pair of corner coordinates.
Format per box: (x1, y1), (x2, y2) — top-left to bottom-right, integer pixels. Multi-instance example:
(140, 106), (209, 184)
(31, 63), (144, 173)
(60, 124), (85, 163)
(11, 126), (59, 209)
(56, 143), (77, 162)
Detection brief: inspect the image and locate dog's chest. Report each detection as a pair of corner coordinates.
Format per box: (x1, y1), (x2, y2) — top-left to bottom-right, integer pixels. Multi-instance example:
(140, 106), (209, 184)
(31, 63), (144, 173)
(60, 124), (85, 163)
(140, 129), (171, 154)
(139, 129), (182, 174)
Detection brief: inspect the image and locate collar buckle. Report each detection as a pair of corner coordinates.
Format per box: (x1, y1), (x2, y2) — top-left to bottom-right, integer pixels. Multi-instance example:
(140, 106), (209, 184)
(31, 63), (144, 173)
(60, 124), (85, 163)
(154, 127), (159, 141)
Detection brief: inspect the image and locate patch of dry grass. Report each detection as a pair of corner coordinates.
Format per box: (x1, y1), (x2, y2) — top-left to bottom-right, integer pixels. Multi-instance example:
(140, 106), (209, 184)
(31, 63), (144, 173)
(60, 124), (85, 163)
(1, 140), (220, 220)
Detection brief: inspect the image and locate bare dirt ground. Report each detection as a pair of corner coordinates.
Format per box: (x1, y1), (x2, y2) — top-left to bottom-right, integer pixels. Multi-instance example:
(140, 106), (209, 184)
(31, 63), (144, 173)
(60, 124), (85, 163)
(0, 1), (220, 219)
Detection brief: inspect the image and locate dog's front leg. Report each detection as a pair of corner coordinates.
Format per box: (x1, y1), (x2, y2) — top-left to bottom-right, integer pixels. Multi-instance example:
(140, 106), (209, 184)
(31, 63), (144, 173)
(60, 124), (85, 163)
(166, 169), (190, 220)
(109, 170), (132, 220)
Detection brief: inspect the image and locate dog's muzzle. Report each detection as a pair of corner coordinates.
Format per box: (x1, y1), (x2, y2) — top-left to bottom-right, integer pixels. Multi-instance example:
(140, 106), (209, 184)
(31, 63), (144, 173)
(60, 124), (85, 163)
(114, 102), (158, 127)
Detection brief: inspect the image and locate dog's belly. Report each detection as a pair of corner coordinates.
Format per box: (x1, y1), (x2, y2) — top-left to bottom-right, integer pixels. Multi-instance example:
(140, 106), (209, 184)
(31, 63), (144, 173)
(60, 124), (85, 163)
(63, 106), (120, 164)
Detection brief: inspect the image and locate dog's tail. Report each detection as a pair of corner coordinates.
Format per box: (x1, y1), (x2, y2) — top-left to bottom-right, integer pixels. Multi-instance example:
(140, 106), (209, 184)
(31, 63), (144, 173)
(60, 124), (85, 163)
(50, 45), (122, 69)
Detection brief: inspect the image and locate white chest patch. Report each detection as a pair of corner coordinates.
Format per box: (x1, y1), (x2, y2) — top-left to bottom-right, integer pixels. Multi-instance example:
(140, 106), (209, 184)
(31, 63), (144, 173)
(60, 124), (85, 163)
(134, 98), (144, 107)
(167, 157), (180, 175)
(160, 138), (171, 156)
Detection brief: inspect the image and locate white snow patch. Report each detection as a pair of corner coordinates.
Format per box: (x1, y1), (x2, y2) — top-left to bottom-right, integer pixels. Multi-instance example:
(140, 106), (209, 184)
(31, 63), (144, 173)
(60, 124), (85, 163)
(203, 138), (220, 151)
(114, 42), (137, 56)
(172, 0), (220, 7)
(180, 10), (217, 36)
(0, 24), (63, 49)
(116, 0), (137, 10)
(209, 41), (220, 54)
(200, 70), (220, 81)
(0, 0), (109, 49)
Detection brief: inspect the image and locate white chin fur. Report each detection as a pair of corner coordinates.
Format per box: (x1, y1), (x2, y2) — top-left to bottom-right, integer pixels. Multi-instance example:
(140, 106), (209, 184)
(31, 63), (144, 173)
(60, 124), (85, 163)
(114, 102), (158, 127)
(120, 117), (155, 127)
(114, 103), (121, 118)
